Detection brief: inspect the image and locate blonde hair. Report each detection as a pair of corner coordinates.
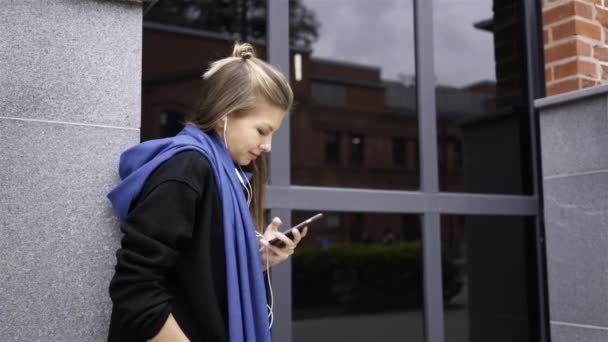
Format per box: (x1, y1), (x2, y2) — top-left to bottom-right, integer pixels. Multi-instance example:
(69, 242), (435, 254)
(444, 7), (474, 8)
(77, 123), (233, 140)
(188, 42), (293, 233)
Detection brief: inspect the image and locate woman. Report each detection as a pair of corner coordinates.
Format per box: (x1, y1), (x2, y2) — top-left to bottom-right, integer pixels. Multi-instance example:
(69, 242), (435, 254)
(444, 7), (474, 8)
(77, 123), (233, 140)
(107, 42), (306, 342)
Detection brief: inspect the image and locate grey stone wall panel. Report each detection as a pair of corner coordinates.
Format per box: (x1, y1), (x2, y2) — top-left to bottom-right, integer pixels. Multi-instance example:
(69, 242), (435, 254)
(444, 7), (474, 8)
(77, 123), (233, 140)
(0, 1), (142, 129)
(539, 95), (608, 177)
(550, 323), (608, 342)
(0, 119), (137, 340)
(543, 173), (608, 327)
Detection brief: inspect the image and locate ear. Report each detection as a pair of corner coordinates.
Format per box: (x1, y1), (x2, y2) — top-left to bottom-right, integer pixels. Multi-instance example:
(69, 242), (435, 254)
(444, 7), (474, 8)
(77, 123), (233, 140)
(216, 115), (227, 129)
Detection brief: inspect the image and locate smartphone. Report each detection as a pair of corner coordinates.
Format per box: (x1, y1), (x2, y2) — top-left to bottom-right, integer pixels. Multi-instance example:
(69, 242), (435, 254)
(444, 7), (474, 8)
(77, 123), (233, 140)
(267, 213), (323, 247)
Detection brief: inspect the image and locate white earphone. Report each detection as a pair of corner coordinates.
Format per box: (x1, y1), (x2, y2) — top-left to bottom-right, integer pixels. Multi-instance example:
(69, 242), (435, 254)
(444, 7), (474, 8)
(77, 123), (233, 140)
(223, 116), (229, 149)
(256, 230), (274, 328)
(223, 115), (253, 206)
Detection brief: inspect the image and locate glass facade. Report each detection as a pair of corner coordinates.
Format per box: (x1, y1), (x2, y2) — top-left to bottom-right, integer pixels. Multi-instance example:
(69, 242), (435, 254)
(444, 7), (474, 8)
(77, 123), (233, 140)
(141, 0), (547, 341)
(141, 0), (268, 141)
(291, 210), (424, 342)
(433, 0), (533, 195)
(289, 0), (419, 191)
(441, 215), (538, 342)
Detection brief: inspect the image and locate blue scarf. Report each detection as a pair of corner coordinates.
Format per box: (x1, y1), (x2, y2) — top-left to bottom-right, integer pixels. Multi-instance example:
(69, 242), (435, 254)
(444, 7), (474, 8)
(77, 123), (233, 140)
(107, 123), (271, 342)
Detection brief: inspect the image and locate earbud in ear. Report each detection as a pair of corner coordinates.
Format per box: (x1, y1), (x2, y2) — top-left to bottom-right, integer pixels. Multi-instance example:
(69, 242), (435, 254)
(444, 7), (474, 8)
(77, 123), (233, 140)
(223, 115), (229, 149)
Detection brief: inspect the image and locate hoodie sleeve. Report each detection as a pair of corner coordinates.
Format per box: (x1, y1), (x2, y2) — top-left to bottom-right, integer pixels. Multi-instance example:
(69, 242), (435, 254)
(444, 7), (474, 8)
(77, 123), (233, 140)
(109, 177), (201, 339)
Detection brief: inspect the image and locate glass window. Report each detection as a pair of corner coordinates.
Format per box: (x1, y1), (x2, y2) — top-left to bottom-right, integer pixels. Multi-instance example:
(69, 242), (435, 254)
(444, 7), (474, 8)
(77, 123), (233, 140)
(434, 0), (533, 194)
(290, 0), (419, 190)
(324, 131), (341, 164)
(144, 0), (266, 42)
(326, 213), (342, 230)
(292, 210), (424, 342)
(312, 81), (346, 106)
(141, 0), (267, 141)
(159, 111), (186, 138)
(349, 133), (364, 167)
(407, 139), (419, 171)
(441, 215), (538, 342)
(392, 137), (406, 167)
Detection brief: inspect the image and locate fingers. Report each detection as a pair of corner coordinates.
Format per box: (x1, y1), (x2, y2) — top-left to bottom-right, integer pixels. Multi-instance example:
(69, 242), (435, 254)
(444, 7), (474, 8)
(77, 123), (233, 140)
(259, 239), (291, 258)
(273, 231), (298, 249)
(267, 226), (308, 250)
(291, 226), (308, 243)
(259, 223), (309, 265)
(258, 225), (311, 271)
(291, 228), (302, 244)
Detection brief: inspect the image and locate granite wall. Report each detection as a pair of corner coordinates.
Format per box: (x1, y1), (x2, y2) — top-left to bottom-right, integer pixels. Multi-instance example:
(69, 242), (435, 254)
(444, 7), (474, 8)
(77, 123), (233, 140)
(1, 1), (142, 340)
(536, 86), (608, 342)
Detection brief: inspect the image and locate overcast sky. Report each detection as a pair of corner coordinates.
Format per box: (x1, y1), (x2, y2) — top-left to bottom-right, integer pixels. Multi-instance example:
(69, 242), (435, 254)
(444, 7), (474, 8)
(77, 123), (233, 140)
(301, 0), (496, 88)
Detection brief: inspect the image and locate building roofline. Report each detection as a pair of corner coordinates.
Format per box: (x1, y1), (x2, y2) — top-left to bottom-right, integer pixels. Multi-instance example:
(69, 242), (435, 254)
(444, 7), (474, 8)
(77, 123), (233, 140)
(143, 21), (309, 54)
(310, 75), (384, 89)
(310, 57), (381, 72)
(144, 21), (244, 42)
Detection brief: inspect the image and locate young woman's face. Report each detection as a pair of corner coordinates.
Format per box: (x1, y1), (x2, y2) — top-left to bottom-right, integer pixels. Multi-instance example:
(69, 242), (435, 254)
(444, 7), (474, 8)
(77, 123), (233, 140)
(216, 101), (285, 166)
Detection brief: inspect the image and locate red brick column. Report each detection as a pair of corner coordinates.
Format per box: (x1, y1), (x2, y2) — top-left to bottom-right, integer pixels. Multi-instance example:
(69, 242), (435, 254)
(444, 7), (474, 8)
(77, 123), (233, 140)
(542, 0), (608, 96)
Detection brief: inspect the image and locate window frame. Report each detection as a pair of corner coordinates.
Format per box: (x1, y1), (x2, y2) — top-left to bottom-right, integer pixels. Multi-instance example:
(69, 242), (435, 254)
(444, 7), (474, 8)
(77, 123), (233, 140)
(265, 1), (548, 341)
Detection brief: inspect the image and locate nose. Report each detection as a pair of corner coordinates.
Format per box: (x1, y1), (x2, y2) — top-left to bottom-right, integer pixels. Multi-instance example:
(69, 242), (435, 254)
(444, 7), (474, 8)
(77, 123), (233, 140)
(260, 137), (272, 153)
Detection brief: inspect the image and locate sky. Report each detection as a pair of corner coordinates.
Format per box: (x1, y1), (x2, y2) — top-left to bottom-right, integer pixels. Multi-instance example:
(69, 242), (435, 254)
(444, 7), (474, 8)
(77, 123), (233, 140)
(301, 0), (496, 88)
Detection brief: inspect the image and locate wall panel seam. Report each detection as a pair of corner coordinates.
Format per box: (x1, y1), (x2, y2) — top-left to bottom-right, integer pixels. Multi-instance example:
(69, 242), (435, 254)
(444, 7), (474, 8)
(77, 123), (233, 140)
(544, 169), (608, 180)
(551, 321), (608, 331)
(0, 116), (140, 131)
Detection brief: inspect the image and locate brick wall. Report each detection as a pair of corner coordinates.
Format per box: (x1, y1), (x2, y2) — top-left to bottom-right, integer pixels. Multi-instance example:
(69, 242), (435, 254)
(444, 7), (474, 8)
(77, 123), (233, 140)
(543, 0), (608, 96)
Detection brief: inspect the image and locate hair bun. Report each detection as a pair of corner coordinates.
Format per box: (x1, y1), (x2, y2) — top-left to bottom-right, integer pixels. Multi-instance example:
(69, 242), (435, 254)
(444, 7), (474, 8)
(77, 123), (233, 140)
(232, 42), (255, 60)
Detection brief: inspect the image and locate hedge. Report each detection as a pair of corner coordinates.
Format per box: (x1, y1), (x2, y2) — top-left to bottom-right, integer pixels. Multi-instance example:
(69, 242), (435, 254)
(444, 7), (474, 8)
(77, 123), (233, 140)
(292, 241), (463, 318)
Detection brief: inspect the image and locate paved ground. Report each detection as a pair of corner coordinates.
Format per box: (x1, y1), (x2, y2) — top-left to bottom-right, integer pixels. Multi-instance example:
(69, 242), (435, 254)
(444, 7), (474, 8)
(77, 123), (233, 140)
(293, 308), (469, 342)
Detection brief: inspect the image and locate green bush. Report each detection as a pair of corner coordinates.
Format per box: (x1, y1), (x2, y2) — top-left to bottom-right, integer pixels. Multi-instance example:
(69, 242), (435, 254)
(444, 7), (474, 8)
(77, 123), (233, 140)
(293, 242), (463, 317)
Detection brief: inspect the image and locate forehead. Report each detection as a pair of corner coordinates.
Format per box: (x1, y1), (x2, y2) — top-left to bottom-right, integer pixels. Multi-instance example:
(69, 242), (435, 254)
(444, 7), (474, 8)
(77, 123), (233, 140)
(245, 102), (285, 127)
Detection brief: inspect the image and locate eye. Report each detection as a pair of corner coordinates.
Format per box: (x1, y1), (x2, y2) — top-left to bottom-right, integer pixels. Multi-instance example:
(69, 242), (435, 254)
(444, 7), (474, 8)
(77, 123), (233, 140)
(257, 128), (268, 136)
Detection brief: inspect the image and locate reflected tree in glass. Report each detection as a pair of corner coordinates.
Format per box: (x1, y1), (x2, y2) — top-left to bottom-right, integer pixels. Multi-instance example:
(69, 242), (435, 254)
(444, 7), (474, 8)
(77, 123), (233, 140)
(145, 0), (320, 49)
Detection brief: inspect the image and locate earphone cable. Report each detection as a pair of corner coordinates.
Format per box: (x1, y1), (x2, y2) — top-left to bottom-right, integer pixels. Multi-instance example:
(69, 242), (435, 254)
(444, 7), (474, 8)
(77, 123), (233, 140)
(256, 231), (274, 329)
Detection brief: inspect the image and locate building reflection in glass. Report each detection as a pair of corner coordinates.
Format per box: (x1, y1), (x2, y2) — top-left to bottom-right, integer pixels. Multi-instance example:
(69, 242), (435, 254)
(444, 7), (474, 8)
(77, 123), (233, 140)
(291, 211), (426, 342)
(441, 215), (537, 342)
(140, 1), (539, 341)
(434, 0), (533, 195)
(141, 1), (534, 197)
(290, 0), (419, 191)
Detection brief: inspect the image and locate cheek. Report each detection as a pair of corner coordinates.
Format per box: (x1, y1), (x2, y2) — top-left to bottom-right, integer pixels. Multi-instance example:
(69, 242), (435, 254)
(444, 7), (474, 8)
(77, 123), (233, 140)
(235, 129), (257, 152)
(231, 121), (259, 152)
(246, 129), (260, 147)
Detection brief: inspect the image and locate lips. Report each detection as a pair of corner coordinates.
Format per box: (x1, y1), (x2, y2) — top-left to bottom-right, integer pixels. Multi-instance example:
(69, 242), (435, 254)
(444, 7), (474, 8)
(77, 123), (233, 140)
(250, 152), (259, 160)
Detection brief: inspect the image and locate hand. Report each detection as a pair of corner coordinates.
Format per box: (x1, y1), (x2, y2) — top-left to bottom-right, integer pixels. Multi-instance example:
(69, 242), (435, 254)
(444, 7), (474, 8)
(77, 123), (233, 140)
(258, 217), (308, 272)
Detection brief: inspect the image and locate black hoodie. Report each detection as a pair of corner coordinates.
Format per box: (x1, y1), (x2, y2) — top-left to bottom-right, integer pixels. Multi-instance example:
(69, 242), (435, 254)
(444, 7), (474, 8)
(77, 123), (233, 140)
(107, 150), (229, 341)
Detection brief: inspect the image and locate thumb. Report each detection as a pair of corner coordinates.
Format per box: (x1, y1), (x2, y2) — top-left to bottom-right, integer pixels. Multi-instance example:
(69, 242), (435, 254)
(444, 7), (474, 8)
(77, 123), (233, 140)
(267, 217), (282, 233)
